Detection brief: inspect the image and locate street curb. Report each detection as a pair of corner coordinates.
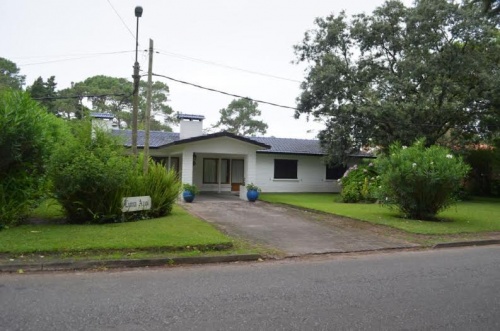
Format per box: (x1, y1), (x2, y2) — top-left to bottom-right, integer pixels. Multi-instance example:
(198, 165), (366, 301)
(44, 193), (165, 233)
(433, 239), (500, 249)
(0, 254), (262, 273)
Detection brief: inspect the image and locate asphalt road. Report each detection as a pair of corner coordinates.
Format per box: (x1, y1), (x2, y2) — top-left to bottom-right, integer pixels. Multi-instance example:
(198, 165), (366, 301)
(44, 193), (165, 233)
(1, 246), (499, 331)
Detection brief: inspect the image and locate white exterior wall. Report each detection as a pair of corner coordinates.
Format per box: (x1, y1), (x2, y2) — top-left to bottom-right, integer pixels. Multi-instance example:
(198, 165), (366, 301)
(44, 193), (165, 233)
(255, 154), (342, 193)
(178, 137), (262, 192)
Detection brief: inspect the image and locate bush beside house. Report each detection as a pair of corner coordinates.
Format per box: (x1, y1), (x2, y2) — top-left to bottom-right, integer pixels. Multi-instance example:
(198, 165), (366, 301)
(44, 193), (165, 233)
(339, 162), (379, 203)
(48, 122), (181, 224)
(375, 140), (470, 220)
(0, 90), (65, 226)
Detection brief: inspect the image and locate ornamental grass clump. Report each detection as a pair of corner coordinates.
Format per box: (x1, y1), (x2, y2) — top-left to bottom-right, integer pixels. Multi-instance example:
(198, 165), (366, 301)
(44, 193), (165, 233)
(375, 140), (470, 220)
(339, 162), (379, 203)
(125, 156), (181, 219)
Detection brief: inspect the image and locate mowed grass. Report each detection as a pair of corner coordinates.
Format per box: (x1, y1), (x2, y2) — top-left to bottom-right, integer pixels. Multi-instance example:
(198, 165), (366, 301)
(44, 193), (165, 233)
(260, 193), (500, 235)
(0, 205), (232, 254)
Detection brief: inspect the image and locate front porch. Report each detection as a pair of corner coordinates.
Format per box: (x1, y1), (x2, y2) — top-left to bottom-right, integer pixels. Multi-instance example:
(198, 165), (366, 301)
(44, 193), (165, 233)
(149, 133), (269, 200)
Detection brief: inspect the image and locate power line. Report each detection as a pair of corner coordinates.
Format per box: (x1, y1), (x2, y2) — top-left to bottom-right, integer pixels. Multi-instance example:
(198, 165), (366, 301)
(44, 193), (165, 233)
(106, 0), (136, 40)
(152, 72), (299, 111)
(32, 93), (130, 101)
(155, 49), (302, 83)
(19, 51), (135, 67)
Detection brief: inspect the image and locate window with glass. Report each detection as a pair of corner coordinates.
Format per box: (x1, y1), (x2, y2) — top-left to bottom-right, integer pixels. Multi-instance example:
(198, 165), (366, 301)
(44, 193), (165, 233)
(325, 164), (347, 180)
(203, 158), (218, 183)
(274, 159), (298, 179)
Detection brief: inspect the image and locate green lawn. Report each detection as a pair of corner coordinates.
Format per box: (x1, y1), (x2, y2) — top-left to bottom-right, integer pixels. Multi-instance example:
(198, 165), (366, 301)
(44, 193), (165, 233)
(0, 205), (232, 255)
(260, 193), (500, 235)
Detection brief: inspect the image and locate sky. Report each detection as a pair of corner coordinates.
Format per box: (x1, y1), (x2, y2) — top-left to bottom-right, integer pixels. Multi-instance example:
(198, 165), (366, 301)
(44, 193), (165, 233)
(2, 0), (413, 139)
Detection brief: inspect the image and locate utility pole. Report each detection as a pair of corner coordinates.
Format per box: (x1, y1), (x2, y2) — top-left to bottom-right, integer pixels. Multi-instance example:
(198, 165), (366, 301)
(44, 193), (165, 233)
(143, 38), (153, 174)
(131, 6), (143, 156)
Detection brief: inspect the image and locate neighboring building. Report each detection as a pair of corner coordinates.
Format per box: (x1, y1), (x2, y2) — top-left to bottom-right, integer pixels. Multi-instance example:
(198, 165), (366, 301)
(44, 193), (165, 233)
(102, 114), (370, 198)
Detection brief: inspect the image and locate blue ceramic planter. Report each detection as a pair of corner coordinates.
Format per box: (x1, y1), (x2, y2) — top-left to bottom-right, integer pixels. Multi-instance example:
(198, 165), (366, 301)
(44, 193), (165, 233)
(246, 189), (259, 202)
(183, 191), (195, 203)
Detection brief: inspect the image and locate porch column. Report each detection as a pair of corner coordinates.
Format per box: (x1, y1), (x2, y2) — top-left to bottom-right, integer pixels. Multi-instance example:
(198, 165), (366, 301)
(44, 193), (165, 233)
(218, 158), (222, 193)
(240, 152), (257, 200)
(181, 150), (194, 185)
(245, 153), (257, 185)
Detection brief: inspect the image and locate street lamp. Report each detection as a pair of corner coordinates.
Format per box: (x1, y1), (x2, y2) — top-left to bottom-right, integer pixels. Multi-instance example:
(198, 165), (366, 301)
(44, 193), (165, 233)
(131, 5), (143, 156)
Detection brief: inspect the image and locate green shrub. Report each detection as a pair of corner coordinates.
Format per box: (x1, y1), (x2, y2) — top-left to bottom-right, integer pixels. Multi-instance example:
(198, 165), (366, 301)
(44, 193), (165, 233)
(49, 121), (181, 223)
(48, 122), (133, 223)
(339, 162), (379, 203)
(375, 140), (470, 220)
(0, 90), (65, 226)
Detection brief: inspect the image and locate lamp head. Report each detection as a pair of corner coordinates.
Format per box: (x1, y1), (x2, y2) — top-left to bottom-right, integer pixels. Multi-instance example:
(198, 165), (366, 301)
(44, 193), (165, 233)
(135, 6), (143, 18)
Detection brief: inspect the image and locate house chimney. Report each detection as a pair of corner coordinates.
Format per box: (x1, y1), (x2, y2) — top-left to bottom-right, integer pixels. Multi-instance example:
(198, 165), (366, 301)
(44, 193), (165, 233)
(178, 114), (204, 140)
(90, 113), (116, 138)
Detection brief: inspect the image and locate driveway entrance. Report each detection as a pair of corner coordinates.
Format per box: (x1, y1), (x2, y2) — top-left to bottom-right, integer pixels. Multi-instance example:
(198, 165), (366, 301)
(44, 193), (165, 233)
(182, 198), (418, 256)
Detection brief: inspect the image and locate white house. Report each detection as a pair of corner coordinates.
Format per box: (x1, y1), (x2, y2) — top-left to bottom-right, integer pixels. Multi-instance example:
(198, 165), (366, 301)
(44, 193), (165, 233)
(101, 114), (371, 199)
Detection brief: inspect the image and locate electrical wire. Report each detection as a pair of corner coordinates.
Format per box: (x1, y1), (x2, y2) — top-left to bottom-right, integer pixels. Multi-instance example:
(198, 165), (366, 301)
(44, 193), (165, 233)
(151, 72), (299, 111)
(19, 51), (135, 67)
(155, 49), (302, 83)
(106, 0), (136, 40)
(32, 93), (130, 100)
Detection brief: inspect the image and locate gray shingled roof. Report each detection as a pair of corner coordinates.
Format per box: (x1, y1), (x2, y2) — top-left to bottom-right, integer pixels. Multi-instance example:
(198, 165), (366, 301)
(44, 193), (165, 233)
(112, 130), (180, 148)
(112, 130), (324, 154)
(248, 137), (324, 155)
(111, 130), (372, 157)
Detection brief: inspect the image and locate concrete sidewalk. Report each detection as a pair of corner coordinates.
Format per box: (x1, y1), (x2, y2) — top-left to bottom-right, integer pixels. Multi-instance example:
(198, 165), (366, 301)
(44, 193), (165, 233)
(182, 195), (419, 257)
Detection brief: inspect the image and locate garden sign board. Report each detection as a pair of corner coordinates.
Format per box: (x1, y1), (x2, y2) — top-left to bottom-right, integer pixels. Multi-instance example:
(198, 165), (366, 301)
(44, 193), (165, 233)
(122, 196), (151, 212)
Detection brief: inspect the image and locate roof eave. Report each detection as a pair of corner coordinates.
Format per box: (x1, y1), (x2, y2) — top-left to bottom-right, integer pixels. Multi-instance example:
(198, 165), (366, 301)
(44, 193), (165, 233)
(158, 131), (271, 149)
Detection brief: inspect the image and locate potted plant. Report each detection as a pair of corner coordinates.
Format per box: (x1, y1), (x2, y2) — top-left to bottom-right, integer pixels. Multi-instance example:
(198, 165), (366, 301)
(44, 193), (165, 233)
(246, 183), (261, 202)
(182, 183), (199, 203)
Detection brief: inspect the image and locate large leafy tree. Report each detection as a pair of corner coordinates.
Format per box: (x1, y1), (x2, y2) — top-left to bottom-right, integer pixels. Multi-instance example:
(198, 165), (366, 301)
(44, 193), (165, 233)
(477, 0), (500, 15)
(139, 80), (175, 131)
(213, 98), (268, 136)
(54, 76), (174, 130)
(0, 57), (25, 91)
(295, 0), (500, 164)
(73, 75), (133, 126)
(27, 76), (58, 114)
(55, 83), (89, 120)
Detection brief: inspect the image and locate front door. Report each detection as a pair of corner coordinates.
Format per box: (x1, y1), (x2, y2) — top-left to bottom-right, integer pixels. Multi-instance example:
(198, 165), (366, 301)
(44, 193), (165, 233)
(231, 159), (244, 192)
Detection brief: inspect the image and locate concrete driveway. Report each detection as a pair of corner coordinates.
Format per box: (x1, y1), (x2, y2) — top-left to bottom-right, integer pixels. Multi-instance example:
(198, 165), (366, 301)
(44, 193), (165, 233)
(182, 194), (418, 256)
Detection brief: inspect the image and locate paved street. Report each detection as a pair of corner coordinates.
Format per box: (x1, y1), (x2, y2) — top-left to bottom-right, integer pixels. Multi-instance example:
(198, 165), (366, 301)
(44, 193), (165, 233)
(183, 195), (417, 256)
(1, 246), (499, 330)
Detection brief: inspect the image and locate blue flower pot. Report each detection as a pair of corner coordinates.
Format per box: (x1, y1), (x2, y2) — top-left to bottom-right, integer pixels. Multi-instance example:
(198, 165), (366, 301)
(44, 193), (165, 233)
(247, 189), (259, 202)
(183, 191), (195, 203)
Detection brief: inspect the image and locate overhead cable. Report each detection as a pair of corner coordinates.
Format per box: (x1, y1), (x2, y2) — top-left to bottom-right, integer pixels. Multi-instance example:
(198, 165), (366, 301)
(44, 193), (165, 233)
(19, 51), (135, 67)
(154, 49), (302, 83)
(32, 93), (130, 101)
(106, 0), (136, 40)
(152, 73), (299, 111)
